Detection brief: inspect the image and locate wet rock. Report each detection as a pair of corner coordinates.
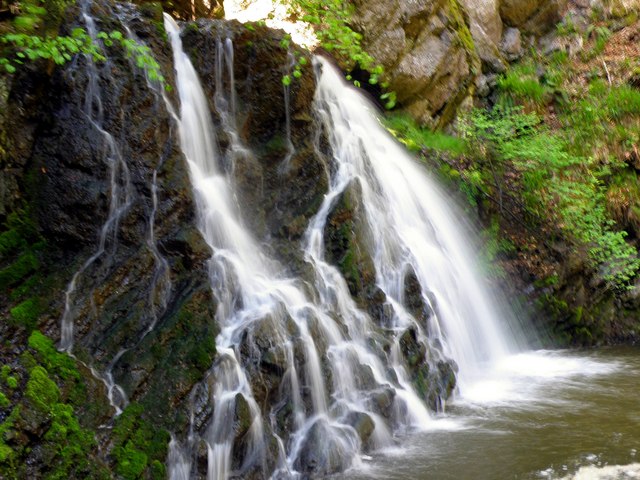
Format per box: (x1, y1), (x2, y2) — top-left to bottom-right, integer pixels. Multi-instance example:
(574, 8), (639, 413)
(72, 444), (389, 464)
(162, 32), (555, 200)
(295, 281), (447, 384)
(399, 327), (427, 368)
(234, 393), (252, 440)
(403, 268), (434, 325)
(369, 387), (396, 419)
(323, 180), (377, 309)
(293, 419), (358, 477)
(344, 411), (375, 446)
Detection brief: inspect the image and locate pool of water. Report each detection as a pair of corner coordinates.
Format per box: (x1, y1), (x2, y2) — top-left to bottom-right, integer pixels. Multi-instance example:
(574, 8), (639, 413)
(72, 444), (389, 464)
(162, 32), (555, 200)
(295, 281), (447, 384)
(338, 348), (640, 480)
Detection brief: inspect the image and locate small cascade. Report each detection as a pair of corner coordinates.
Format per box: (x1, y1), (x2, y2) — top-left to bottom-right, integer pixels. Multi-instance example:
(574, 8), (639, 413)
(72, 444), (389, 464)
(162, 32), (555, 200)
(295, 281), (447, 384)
(165, 15), (266, 477)
(59, 4), (133, 354)
(312, 56), (525, 392)
(60, 3), (174, 418)
(118, 11), (173, 339)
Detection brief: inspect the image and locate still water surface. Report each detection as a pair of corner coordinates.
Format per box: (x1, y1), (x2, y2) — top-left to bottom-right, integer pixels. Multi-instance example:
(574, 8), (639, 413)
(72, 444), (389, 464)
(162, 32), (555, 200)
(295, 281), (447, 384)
(340, 348), (640, 480)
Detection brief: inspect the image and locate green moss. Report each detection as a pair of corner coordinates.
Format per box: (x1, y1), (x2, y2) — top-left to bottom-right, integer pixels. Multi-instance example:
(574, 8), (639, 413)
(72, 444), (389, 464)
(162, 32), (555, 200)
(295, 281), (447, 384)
(116, 441), (148, 479)
(10, 275), (41, 302)
(5, 377), (17, 389)
(25, 366), (59, 413)
(0, 393), (9, 408)
(0, 229), (26, 259)
(188, 334), (217, 371)
(28, 331), (81, 382)
(0, 443), (12, 463)
(448, 0), (476, 57)
(112, 403), (170, 478)
(150, 459), (166, 479)
(9, 298), (40, 330)
(0, 366), (9, 382)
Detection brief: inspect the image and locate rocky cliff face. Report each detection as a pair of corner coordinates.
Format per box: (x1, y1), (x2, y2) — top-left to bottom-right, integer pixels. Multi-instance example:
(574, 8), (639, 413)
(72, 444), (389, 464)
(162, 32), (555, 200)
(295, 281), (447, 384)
(350, 0), (568, 125)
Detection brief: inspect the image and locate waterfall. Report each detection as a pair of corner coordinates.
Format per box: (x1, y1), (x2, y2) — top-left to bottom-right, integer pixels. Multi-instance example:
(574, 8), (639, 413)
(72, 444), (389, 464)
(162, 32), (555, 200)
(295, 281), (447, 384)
(312, 56), (524, 391)
(164, 14), (526, 479)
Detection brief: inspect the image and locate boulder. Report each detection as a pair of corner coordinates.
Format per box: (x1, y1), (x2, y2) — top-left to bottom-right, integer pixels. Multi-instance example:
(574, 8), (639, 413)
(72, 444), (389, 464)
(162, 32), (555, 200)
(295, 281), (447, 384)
(500, 27), (523, 60)
(293, 419), (359, 476)
(499, 0), (568, 34)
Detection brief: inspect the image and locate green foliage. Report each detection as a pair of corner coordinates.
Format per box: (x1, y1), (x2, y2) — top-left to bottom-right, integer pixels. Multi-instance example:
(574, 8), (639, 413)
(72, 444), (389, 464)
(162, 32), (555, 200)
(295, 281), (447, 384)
(279, 0), (396, 108)
(0, 393), (9, 408)
(0, 28), (103, 73)
(1, 1), (165, 87)
(96, 31), (165, 84)
(463, 105), (640, 289)
(283, 0), (373, 69)
(605, 85), (640, 119)
(584, 25), (612, 58)
(117, 441), (148, 479)
(5, 377), (17, 389)
(497, 63), (547, 105)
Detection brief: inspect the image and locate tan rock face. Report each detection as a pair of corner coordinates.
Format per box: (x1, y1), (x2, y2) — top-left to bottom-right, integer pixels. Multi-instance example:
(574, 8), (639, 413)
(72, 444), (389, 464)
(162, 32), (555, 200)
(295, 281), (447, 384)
(461, 0), (503, 44)
(350, 0), (568, 124)
(351, 0), (479, 126)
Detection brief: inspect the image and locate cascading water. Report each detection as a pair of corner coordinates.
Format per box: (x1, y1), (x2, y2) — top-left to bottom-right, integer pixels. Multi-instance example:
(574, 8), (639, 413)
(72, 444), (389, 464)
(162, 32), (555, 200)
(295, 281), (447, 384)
(58, 2), (177, 417)
(312, 56), (526, 393)
(164, 16), (449, 479)
(57, 1), (134, 416)
(163, 12), (533, 479)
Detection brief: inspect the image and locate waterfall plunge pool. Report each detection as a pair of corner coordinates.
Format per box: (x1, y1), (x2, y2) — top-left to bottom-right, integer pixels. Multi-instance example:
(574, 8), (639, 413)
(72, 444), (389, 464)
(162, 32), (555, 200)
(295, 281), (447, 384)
(338, 347), (640, 480)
